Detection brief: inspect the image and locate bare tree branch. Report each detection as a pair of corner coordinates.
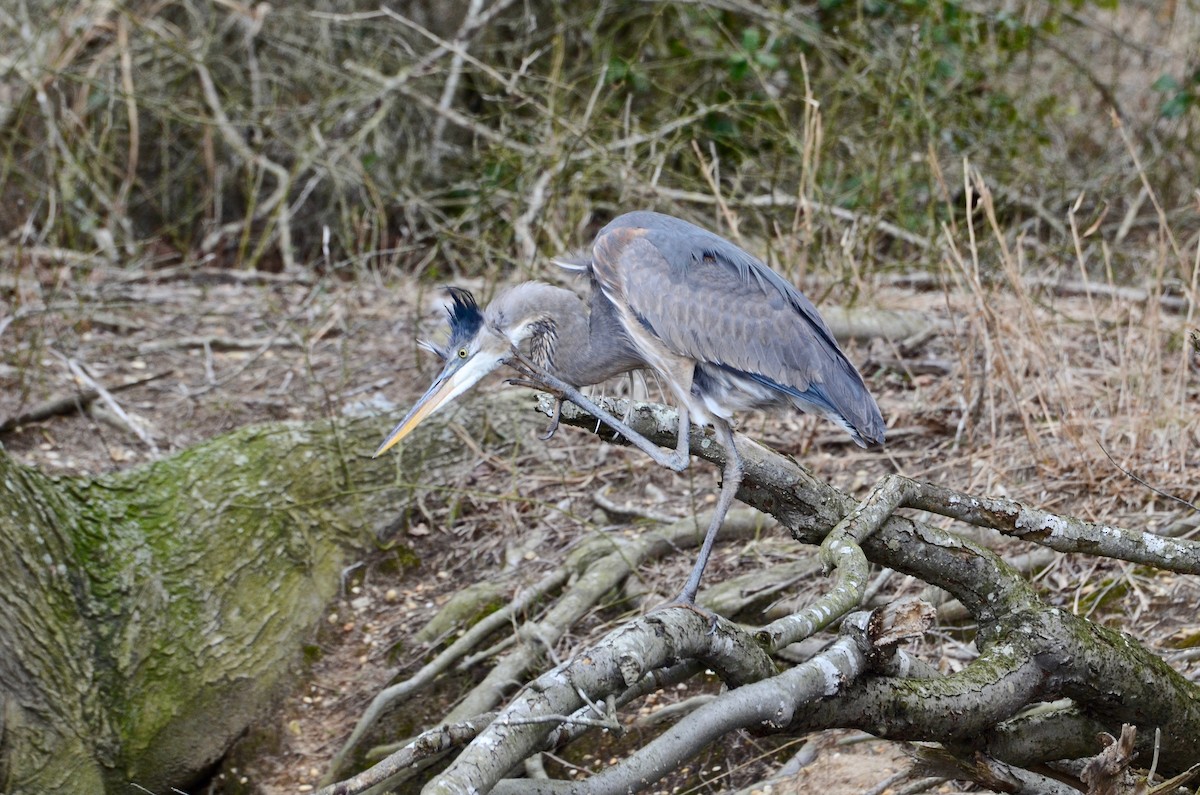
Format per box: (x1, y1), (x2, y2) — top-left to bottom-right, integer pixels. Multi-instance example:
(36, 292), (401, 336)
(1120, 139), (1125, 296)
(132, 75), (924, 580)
(325, 392), (1200, 794)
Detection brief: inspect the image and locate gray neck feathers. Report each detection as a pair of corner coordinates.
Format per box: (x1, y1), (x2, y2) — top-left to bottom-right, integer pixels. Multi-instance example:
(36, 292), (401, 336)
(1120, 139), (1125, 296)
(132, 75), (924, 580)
(488, 282), (644, 388)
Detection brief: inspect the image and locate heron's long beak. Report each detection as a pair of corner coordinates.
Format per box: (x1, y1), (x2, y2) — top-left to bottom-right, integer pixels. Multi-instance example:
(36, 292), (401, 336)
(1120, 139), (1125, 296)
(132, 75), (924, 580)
(373, 350), (506, 457)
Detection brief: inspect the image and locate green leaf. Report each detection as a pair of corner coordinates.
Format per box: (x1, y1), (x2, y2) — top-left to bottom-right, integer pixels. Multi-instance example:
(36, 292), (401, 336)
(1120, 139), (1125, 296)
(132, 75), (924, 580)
(741, 28), (762, 52)
(1152, 74), (1180, 93)
(1160, 94), (1192, 119)
(606, 58), (629, 84)
(756, 52), (780, 70)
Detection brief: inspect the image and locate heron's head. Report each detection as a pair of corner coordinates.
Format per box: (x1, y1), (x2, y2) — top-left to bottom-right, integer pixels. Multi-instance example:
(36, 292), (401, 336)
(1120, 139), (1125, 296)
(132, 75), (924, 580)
(373, 287), (512, 456)
(373, 284), (571, 457)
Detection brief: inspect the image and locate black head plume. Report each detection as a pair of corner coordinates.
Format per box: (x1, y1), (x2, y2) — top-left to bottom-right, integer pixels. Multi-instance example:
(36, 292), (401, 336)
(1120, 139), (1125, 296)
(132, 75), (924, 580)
(420, 286), (483, 360)
(446, 286), (483, 338)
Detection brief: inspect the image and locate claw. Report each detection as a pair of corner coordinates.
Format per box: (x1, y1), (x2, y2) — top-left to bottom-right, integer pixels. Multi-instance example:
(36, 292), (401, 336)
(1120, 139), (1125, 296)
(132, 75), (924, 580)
(503, 365), (565, 440)
(540, 397), (563, 440)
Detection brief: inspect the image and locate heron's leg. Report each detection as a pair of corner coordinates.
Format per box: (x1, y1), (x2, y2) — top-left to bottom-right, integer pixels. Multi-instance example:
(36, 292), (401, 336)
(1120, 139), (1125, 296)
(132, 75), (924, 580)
(509, 354), (692, 472)
(673, 420), (742, 606)
(623, 372), (638, 423)
(557, 378), (688, 470)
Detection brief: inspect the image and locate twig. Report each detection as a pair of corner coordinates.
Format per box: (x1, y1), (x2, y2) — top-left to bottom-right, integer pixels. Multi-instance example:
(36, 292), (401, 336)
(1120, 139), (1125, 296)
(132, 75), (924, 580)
(881, 271), (1194, 313)
(114, 14), (138, 228)
(1096, 440), (1198, 514)
(1112, 110), (1189, 277)
(0, 371), (173, 435)
(826, 474), (1200, 576)
(173, 318), (302, 398)
(322, 0), (519, 83)
(498, 712), (620, 731)
(55, 355), (159, 453)
(548, 661), (705, 752)
(326, 567), (570, 778)
(192, 57), (295, 270)
(1114, 184), (1149, 245)
(862, 769), (921, 795)
(137, 335), (301, 354)
(592, 485), (679, 524)
(314, 712), (498, 795)
(424, 0), (488, 173)
(991, 180), (1070, 240)
(344, 61), (537, 156)
(0, 245), (111, 267)
(513, 168), (557, 264)
(378, 1), (529, 117)
(179, 267), (314, 286)
(1037, 30), (1127, 124)
(691, 139), (739, 241)
(457, 633), (518, 671)
(632, 693), (717, 728)
(630, 0), (828, 45)
(890, 777), (949, 795)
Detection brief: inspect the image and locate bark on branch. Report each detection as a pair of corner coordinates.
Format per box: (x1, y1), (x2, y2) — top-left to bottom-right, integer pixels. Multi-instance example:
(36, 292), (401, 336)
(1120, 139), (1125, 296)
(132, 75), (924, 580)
(323, 393), (1200, 794)
(540, 398), (1199, 777)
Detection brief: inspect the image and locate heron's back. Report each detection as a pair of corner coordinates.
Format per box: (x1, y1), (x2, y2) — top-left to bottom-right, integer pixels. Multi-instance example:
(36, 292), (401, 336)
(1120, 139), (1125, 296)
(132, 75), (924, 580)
(590, 211), (885, 447)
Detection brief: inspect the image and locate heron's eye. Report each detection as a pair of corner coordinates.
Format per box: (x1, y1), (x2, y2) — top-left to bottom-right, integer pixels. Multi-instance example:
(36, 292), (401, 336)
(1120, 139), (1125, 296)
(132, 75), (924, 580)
(457, 348), (468, 359)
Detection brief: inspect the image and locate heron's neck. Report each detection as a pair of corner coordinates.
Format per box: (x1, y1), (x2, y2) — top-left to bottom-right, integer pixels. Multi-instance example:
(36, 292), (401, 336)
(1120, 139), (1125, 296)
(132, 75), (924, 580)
(537, 290), (642, 387)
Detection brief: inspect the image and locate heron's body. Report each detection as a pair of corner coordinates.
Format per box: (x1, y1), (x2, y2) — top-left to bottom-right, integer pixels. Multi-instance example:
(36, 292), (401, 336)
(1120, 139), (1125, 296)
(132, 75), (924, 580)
(377, 211), (884, 605)
(582, 212), (883, 445)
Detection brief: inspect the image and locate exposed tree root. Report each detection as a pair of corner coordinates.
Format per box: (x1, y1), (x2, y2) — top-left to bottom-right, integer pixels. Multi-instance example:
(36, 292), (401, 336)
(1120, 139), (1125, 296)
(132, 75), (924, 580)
(323, 396), (1200, 794)
(326, 509), (773, 782)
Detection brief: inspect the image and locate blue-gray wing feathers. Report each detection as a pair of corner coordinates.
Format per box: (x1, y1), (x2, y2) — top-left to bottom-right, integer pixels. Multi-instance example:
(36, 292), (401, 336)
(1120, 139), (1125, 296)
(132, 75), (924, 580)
(589, 211), (884, 446)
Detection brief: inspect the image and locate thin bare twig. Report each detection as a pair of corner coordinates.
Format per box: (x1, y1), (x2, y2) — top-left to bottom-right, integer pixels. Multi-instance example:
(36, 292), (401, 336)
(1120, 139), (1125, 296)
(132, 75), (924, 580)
(1096, 440), (1199, 514)
(193, 56), (296, 270)
(137, 335), (301, 354)
(0, 371), (173, 435)
(651, 186), (932, 250)
(54, 354), (159, 453)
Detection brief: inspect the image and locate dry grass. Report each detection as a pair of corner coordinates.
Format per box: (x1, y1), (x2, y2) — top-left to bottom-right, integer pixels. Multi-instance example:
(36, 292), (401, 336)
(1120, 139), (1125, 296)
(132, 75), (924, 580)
(2, 1), (1197, 280)
(927, 165), (1199, 515)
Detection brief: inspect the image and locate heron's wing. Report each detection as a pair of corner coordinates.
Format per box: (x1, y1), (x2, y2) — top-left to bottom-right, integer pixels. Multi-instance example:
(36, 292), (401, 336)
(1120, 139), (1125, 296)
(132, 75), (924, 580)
(591, 212), (883, 443)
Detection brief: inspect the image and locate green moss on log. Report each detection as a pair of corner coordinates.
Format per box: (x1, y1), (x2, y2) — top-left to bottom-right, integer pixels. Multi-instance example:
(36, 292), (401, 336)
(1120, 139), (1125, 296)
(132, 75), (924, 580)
(0, 393), (533, 794)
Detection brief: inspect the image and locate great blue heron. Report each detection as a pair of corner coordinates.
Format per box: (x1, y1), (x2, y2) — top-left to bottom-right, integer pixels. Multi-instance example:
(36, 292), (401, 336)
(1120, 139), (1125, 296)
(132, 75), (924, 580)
(375, 211), (884, 605)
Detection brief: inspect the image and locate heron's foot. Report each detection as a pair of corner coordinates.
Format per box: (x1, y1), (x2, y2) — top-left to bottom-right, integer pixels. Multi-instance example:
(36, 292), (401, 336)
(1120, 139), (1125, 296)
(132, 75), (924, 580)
(505, 377), (565, 439)
(505, 376), (563, 397)
(652, 594), (720, 634)
(662, 451), (691, 473)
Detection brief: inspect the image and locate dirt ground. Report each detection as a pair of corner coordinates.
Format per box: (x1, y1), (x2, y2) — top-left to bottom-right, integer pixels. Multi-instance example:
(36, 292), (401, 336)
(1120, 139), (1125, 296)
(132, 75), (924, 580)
(2, 261), (1198, 794)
